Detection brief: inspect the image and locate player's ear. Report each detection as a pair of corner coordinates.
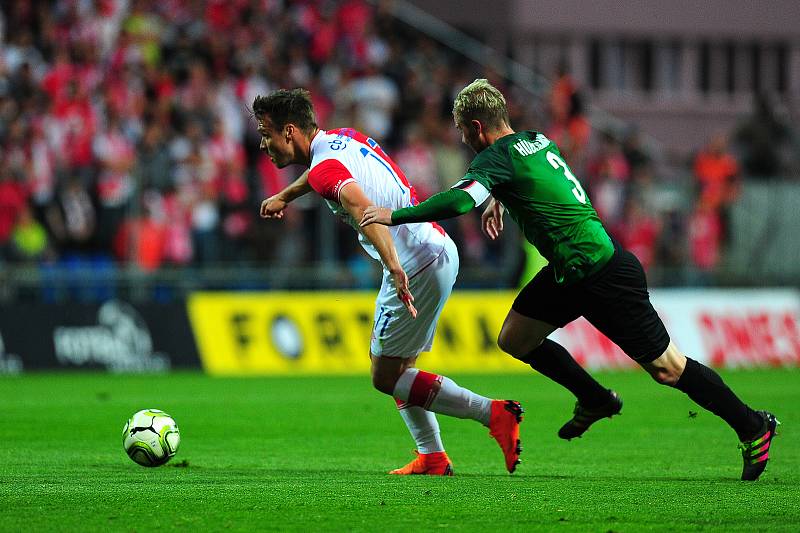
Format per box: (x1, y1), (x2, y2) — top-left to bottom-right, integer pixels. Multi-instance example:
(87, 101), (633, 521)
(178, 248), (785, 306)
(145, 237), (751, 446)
(470, 119), (482, 136)
(284, 124), (294, 142)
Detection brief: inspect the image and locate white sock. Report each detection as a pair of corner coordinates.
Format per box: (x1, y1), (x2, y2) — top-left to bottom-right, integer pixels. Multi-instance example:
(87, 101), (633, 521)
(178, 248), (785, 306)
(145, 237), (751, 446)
(393, 368), (492, 426)
(396, 401), (444, 454)
(430, 376), (492, 426)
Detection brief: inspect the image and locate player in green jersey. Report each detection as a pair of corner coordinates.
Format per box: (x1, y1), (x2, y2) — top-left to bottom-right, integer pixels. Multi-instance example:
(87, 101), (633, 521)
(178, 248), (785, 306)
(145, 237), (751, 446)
(361, 78), (778, 481)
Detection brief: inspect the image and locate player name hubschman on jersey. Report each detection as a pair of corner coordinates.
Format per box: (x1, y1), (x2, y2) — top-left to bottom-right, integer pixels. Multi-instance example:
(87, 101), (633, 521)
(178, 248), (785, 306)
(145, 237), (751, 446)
(511, 132), (550, 156)
(308, 128), (447, 277)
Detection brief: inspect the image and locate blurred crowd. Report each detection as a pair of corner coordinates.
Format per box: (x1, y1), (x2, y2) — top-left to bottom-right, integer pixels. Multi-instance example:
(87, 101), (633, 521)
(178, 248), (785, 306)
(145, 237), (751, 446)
(0, 0), (795, 287)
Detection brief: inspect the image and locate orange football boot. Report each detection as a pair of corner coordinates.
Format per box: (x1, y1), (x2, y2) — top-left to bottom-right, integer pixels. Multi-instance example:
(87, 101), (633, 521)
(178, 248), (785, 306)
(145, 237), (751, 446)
(489, 400), (524, 473)
(389, 451), (453, 476)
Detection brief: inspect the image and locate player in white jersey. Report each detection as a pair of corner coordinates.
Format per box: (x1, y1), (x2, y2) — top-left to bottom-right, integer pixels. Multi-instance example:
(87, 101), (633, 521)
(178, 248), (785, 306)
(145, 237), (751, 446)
(253, 88), (523, 475)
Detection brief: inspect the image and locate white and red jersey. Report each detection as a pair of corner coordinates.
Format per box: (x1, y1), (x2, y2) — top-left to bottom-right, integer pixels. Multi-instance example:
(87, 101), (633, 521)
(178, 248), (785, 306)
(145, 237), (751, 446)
(307, 128), (447, 277)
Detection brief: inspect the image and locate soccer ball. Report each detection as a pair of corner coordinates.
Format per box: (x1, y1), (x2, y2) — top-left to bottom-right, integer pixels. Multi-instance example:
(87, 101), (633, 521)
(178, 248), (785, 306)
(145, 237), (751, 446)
(122, 409), (180, 467)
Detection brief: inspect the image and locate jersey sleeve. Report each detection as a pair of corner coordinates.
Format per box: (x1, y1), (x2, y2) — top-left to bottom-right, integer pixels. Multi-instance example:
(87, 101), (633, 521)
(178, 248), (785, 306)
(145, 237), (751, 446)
(391, 188), (476, 225)
(307, 159), (356, 203)
(451, 179), (491, 206)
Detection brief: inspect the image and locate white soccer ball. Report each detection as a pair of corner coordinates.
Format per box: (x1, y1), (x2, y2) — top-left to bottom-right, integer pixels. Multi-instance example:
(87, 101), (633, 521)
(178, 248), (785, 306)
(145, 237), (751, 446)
(122, 409), (180, 467)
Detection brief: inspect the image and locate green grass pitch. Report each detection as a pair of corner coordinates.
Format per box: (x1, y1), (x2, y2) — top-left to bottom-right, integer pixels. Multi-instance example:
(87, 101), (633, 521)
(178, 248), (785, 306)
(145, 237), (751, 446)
(1, 369), (799, 532)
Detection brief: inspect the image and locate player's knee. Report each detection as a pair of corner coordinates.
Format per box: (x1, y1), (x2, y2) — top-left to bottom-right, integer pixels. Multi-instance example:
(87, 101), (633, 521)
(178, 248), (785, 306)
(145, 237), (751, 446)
(497, 330), (542, 359)
(497, 329), (522, 358)
(371, 373), (396, 395)
(496, 333), (517, 357)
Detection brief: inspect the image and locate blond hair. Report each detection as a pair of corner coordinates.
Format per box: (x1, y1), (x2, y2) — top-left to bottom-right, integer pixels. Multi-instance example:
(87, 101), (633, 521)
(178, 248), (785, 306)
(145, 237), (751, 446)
(452, 79), (510, 130)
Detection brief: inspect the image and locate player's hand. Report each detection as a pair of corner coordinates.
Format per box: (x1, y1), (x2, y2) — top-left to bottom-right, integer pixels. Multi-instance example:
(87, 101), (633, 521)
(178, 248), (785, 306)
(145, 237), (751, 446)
(360, 206), (393, 227)
(481, 198), (504, 240)
(260, 195), (287, 219)
(391, 268), (417, 319)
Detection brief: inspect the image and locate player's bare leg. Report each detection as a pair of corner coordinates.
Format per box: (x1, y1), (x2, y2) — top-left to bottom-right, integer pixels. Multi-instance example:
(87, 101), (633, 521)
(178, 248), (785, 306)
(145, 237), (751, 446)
(373, 355), (451, 475)
(498, 311), (620, 439)
(642, 342), (778, 481)
(371, 355), (452, 475)
(372, 354), (523, 474)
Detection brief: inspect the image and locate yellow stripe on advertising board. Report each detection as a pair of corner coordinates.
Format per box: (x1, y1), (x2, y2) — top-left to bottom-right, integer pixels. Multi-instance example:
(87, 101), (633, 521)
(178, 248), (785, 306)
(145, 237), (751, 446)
(187, 291), (529, 375)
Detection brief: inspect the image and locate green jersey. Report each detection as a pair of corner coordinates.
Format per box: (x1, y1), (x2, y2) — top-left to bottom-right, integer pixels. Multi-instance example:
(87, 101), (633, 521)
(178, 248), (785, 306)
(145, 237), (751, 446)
(463, 131), (613, 284)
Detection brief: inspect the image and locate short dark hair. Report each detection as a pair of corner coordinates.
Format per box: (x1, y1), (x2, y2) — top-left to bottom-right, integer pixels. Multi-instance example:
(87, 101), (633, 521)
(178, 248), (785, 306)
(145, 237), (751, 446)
(252, 89), (317, 133)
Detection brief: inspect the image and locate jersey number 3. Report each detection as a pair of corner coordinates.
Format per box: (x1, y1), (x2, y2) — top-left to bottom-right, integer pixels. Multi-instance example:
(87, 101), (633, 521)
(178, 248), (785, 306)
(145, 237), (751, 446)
(546, 151), (587, 204)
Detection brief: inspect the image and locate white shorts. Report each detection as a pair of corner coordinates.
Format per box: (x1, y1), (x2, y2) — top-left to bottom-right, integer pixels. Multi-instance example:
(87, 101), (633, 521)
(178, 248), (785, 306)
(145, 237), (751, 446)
(370, 237), (459, 358)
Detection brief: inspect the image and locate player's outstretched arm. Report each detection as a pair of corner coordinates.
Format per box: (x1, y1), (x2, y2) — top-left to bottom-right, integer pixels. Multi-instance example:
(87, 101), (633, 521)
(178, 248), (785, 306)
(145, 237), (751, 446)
(260, 169), (312, 219)
(339, 182), (417, 318)
(359, 188), (476, 227)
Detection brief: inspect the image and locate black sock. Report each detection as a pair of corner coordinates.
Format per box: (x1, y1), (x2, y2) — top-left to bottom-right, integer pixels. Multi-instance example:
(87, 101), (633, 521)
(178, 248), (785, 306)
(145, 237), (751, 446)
(520, 339), (612, 408)
(674, 358), (763, 440)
